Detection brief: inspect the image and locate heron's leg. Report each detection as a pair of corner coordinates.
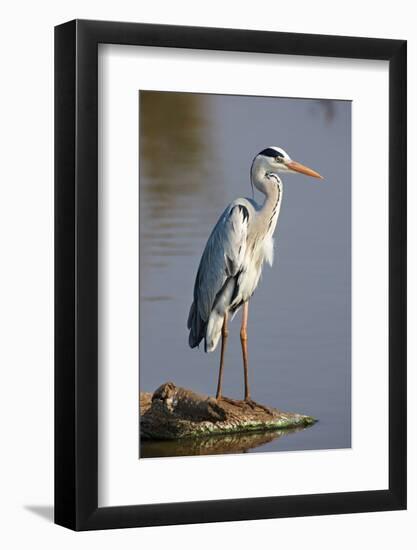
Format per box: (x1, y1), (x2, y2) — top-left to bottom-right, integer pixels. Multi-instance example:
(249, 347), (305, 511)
(240, 301), (250, 401)
(216, 311), (229, 400)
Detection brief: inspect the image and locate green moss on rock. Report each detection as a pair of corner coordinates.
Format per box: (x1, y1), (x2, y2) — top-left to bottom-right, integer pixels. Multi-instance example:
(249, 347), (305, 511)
(140, 382), (317, 441)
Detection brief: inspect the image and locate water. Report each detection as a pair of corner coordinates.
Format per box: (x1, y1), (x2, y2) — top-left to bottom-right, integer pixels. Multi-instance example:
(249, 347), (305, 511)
(139, 91), (351, 457)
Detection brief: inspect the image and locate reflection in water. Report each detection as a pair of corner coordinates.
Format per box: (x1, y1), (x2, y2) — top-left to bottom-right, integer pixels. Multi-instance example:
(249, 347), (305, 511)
(141, 425), (312, 458)
(139, 91), (223, 302)
(140, 91), (209, 183)
(309, 99), (337, 123)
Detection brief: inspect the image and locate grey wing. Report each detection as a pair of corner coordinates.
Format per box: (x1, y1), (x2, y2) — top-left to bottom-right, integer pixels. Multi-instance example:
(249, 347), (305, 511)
(187, 202), (249, 350)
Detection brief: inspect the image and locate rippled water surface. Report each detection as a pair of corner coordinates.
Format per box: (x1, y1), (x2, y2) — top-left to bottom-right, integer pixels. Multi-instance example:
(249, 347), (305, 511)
(139, 91), (351, 457)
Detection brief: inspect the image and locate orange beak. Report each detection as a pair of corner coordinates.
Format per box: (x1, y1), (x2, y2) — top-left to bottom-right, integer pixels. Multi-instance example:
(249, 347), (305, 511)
(286, 160), (323, 179)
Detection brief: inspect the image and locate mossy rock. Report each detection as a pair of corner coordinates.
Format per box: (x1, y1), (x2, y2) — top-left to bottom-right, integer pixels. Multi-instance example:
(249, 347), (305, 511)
(140, 382), (316, 441)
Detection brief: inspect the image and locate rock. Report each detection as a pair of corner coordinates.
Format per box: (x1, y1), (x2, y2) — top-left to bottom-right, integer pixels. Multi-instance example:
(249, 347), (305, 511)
(140, 382), (316, 440)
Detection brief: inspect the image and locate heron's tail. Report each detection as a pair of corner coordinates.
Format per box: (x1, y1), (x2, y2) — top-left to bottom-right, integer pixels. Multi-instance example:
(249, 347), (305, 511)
(187, 303), (222, 353)
(204, 310), (224, 353)
(204, 278), (236, 353)
(187, 300), (223, 353)
(188, 279), (236, 353)
(187, 302), (206, 349)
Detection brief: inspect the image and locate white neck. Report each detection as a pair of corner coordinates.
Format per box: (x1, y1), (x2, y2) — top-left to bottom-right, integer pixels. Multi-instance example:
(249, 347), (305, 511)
(251, 161), (281, 209)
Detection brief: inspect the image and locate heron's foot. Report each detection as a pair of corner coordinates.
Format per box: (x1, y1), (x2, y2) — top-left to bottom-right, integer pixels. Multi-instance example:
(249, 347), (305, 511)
(218, 396), (241, 406)
(244, 398), (274, 415)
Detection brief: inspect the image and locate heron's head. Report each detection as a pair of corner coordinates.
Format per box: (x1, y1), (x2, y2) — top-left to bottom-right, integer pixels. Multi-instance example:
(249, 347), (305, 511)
(252, 146), (323, 180)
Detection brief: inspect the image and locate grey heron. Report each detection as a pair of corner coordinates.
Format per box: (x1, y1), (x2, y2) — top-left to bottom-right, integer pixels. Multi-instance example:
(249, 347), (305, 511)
(187, 147), (323, 403)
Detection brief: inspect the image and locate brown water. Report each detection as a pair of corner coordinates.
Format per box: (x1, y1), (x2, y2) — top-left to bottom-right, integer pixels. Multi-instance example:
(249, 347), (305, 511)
(139, 91), (351, 457)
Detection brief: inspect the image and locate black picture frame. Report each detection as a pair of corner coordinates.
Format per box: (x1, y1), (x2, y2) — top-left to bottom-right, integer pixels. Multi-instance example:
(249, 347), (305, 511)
(55, 19), (407, 531)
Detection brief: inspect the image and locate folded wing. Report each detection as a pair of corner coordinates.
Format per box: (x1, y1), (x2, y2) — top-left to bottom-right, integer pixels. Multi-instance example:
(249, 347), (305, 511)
(187, 202), (249, 352)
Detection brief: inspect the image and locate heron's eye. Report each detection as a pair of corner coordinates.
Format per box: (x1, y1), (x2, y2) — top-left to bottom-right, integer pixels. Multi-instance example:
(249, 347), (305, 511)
(275, 156), (284, 163)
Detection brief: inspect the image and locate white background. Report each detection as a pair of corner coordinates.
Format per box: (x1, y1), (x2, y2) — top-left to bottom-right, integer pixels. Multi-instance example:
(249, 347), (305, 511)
(0, 1), (415, 548)
(99, 46), (388, 506)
